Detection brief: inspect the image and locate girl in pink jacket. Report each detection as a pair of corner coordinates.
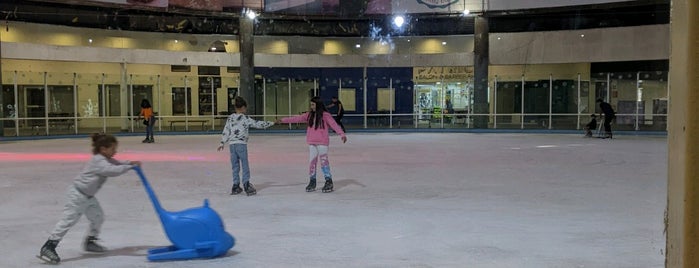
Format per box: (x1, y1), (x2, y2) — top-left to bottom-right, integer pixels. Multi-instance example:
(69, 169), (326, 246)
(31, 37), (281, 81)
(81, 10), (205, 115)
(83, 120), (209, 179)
(277, 96), (347, 193)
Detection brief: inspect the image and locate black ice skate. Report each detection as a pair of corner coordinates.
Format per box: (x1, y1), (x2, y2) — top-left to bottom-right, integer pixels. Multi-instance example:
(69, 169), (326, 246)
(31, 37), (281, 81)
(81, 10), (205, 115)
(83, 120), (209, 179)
(83, 236), (106, 253)
(322, 178), (334, 193)
(305, 178), (316, 192)
(37, 240), (60, 264)
(231, 184), (243, 195)
(243, 182), (256, 196)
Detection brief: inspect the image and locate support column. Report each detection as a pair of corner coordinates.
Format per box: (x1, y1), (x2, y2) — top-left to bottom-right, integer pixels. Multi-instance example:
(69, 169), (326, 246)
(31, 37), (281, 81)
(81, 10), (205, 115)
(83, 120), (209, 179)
(120, 63), (129, 132)
(667, 1), (699, 267)
(0, 38), (4, 137)
(239, 15), (256, 114)
(473, 16), (489, 128)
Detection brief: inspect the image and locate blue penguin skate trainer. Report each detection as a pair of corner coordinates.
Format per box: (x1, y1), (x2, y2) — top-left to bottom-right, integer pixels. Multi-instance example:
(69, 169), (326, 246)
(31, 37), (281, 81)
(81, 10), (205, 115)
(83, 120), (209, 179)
(133, 167), (235, 261)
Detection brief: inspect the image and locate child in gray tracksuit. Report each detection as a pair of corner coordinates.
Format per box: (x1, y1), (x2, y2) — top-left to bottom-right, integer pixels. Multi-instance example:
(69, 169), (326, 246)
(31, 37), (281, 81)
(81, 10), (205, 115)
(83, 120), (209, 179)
(38, 133), (141, 264)
(217, 96), (274, 196)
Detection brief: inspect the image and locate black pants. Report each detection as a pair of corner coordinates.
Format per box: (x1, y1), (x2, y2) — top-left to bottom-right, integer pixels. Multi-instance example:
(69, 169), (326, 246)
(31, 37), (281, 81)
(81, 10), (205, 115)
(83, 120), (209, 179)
(334, 116), (345, 132)
(603, 115), (614, 133)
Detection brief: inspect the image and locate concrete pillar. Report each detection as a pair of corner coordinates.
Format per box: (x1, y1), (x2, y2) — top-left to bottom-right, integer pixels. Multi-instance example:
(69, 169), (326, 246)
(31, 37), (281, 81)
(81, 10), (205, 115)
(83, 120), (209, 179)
(0, 39), (4, 136)
(239, 15), (256, 114)
(667, 0), (699, 267)
(473, 16), (489, 128)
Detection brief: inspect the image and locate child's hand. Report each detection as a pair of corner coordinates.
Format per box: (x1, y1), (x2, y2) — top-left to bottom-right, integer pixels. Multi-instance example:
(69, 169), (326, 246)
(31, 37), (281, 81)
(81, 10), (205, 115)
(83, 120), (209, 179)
(217, 145), (224, 151)
(341, 136), (347, 143)
(130, 161), (142, 167)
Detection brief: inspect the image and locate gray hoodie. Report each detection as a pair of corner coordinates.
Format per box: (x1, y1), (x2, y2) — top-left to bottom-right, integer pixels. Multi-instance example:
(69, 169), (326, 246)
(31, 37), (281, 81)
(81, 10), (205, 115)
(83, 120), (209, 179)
(73, 154), (133, 197)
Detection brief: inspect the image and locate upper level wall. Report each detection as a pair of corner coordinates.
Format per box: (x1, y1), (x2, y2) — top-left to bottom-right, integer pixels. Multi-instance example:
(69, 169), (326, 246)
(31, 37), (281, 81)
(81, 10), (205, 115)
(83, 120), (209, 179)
(0, 24), (669, 68)
(490, 24), (669, 65)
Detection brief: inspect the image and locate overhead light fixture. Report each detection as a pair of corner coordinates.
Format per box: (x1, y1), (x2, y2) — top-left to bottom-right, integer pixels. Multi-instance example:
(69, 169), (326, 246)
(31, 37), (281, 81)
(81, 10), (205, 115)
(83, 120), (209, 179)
(580, 34), (585, 37)
(393, 15), (405, 28)
(442, 41), (447, 45)
(174, 39), (179, 43)
(245, 9), (257, 20)
(88, 38), (93, 43)
(211, 47), (217, 51)
(355, 44), (361, 48)
(463, 9), (470, 16)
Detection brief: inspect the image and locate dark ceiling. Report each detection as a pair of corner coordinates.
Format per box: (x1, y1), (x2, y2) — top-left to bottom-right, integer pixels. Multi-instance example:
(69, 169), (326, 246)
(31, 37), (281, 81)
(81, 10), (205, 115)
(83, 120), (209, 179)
(0, 0), (668, 37)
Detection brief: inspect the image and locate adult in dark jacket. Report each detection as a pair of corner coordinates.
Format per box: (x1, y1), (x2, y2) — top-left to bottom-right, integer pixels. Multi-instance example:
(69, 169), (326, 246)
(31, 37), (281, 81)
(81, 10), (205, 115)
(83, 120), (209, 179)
(597, 98), (616, 139)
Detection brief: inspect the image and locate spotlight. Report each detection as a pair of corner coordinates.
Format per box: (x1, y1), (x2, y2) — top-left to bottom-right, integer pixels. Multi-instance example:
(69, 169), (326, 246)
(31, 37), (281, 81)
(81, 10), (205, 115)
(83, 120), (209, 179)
(442, 41), (447, 45)
(393, 15), (405, 28)
(88, 38), (93, 43)
(245, 9), (257, 20)
(355, 44), (361, 48)
(463, 9), (470, 16)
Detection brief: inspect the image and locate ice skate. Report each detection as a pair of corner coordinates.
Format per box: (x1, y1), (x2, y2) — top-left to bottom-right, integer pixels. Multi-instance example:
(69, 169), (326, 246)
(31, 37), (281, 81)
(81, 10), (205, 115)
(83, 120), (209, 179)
(83, 236), (106, 253)
(231, 184), (243, 195)
(37, 240), (60, 264)
(305, 178), (316, 192)
(243, 182), (256, 196)
(322, 178), (333, 193)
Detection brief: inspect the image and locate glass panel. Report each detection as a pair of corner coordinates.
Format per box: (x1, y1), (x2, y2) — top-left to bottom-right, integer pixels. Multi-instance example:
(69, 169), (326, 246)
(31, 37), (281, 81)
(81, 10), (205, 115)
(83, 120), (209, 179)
(75, 73), (104, 134)
(609, 72), (638, 131)
(46, 72), (76, 135)
(638, 71), (668, 131)
(16, 72), (46, 136)
(550, 74), (579, 130)
(493, 74), (522, 129)
(291, 79), (315, 115)
(522, 79), (548, 129)
(2, 71), (17, 136)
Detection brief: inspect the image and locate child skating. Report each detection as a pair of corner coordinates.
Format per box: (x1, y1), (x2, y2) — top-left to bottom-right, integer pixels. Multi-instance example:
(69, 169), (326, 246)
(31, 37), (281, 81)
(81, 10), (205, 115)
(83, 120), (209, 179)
(218, 96), (274, 196)
(277, 96), (347, 193)
(584, 114), (597, 137)
(38, 133), (141, 264)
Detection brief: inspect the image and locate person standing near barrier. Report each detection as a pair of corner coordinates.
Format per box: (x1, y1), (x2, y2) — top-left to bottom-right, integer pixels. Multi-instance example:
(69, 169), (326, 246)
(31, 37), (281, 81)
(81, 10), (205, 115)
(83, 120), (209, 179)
(597, 98), (616, 139)
(139, 99), (155, 143)
(326, 96), (346, 132)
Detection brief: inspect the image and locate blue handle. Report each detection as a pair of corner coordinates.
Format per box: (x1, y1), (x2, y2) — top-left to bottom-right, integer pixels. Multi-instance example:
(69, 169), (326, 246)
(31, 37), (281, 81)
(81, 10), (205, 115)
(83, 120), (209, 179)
(133, 166), (165, 214)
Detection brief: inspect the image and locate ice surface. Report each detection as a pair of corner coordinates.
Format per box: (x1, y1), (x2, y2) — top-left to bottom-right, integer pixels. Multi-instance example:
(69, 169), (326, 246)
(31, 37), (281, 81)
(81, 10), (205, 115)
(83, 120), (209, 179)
(0, 133), (666, 267)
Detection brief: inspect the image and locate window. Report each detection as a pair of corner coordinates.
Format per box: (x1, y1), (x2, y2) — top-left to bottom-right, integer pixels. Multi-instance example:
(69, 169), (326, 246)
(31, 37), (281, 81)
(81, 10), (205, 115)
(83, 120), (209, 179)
(377, 88), (395, 111)
(172, 87), (192, 115)
(339, 88), (356, 111)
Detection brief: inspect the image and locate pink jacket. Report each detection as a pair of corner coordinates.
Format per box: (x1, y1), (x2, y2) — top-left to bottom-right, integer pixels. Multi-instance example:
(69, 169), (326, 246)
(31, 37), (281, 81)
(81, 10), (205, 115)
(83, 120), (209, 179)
(281, 112), (346, 145)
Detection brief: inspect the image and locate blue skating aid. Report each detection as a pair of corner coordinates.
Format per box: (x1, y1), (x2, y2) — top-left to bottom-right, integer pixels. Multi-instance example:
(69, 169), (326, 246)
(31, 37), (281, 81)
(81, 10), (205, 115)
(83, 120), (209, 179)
(133, 167), (235, 261)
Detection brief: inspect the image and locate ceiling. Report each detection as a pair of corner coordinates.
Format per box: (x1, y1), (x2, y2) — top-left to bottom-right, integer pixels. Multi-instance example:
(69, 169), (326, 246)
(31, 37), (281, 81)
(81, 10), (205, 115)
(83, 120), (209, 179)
(0, 0), (668, 37)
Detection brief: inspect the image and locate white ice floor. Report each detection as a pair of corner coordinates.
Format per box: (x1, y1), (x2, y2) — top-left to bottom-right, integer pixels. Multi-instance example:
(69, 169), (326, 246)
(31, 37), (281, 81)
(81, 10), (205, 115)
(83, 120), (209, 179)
(0, 133), (666, 268)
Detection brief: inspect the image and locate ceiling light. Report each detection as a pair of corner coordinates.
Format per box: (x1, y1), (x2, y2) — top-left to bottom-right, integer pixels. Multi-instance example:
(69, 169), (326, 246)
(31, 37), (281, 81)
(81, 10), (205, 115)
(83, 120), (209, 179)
(355, 44), (361, 48)
(393, 15), (405, 28)
(245, 9), (257, 20)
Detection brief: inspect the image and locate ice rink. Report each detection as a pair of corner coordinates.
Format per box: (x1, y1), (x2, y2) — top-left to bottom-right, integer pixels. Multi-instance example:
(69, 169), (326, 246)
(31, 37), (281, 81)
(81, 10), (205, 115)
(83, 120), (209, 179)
(0, 133), (666, 268)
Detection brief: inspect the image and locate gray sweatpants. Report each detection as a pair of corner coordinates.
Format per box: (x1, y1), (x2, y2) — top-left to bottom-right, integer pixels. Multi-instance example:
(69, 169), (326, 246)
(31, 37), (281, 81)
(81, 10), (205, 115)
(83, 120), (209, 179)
(48, 186), (104, 241)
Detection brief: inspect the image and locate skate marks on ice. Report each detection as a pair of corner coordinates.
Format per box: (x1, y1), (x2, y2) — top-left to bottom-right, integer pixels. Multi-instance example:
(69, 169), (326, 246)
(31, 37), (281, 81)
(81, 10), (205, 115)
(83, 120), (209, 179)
(251, 179), (366, 192)
(56, 245), (157, 263)
(252, 181), (306, 191)
(55, 245), (240, 264)
(329, 179), (367, 191)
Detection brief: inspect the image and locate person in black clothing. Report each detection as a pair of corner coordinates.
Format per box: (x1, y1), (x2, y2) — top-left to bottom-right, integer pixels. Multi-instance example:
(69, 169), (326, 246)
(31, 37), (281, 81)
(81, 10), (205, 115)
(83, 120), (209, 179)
(597, 98), (616, 139)
(584, 114), (597, 137)
(326, 96), (346, 132)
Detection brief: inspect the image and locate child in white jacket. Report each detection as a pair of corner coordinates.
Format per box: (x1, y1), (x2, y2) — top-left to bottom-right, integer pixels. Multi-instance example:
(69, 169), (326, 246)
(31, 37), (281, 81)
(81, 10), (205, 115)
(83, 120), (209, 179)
(218, 96), (274, 196)
(38, 133), (141, 264)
